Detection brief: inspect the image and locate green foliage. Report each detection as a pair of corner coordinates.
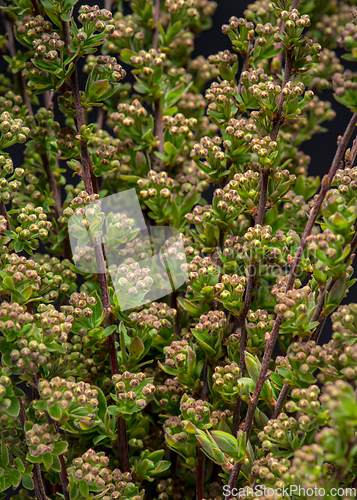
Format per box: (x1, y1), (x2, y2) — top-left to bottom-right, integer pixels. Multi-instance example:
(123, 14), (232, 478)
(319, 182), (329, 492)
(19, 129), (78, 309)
(1, 0), (357, 499)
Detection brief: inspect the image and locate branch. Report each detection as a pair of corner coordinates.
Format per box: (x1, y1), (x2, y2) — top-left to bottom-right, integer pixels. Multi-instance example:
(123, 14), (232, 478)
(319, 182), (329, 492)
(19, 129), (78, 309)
(231, 20), (295, 432)
(62, 19), (130, 473)
(228, 112), (357, 489)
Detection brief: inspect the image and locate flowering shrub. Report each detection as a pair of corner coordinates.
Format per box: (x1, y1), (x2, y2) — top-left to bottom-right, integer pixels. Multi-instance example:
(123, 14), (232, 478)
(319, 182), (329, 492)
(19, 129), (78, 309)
(1, 0), (357, 499)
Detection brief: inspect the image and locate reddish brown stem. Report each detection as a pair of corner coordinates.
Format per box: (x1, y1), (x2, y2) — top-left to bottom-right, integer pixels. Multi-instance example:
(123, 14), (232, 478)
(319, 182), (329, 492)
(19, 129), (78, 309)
(62, 19), (130, 473)
(41, 153), (62, 220)
(228, 111), (357, 489)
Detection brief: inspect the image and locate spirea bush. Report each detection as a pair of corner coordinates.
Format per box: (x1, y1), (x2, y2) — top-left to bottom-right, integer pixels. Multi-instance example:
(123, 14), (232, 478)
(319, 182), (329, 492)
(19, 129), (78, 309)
(2, 0), (357, 499)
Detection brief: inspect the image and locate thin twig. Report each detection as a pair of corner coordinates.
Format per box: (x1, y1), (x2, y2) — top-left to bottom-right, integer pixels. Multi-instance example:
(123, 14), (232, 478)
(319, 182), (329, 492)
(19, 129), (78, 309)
(228, 112), (357, 489)
(272, 383), (290, 419)
(41, 153), (62, 220)
(237, 40), (253, 95)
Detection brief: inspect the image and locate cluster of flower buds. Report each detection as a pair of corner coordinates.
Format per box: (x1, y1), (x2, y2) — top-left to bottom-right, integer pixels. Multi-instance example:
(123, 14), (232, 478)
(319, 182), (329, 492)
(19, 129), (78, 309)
(221, 16), (255, 54)
(209, 409), (232, 430)
(129, 302), (176, 349)
(181, 255), (219, 308)
(318, 338), (357, 384)
(214, 274), (246, 315)
(138, 170), (174, 207)
(165, 0), (198, 18)
(223, 118), (257, 166)
(244, 309), (275, 355)
(155, 377), (185, 414)
(27, 107), (60, 150)
(332, 165), (357, 203)
(25, 422), (60, 458)
(283, 443), (330, 494)
(77, 5), (114, 35)
(205, 81), (236, 125)
(0, 301), (33, 337)
(180, 394), (211, 431)
(189, 56), (220, 91)
(308, 49), (343, 90)
(154, 477), (193, 500)
(57, 127), (79, 159)
(0, 367), (15, 414)
(272, 284), (317, 338)
(320, 189), (357, 238)
(177, 92), (206, 117)
(163, 416), (197, 468)
(68, 449), (143, 500)
(0, 155), (23, 205)
(0, 92), (25, 119)
(212, 362), (241, 404)
(111, 258), (153, 308)
(33, 254), (77, 300)
(282, 189), (309, 231)
(106, 12), (144, 53)
(257, 413), (303, 456)
(110, 99), (147, 135)
(160, 339), (201, 390)
(175, 162), (209, 196)
(331, 303), (357, 343)
(285, 385), (326, 426)
(91, 142), (119, 175)
(276, 341), (321, 388)
(31, 31), (65, 65)
(250, 135), (278, 167)
(0, 253), (59, 300)
(37, 377), (99, 421)
(0, 111), (30, 149)
(190, 136), (226, 180)
(129, 48), (166, 72)
(333, 69), (357, 113)
(10, 204), (52, 252)
(280, 9), (311, 40)
(162, 114), (196, 157)
(17, 15), (52, 42)
(34, 303), (72, 342)
(110, 372), (156, 417)
(313, 3), (352, 49)
(337, 19), (357, 58)
(8, 337), (49, 376)
(307, 229), (351, 280)
(250, 453), (291, 490)
(191, 310), (227, 359)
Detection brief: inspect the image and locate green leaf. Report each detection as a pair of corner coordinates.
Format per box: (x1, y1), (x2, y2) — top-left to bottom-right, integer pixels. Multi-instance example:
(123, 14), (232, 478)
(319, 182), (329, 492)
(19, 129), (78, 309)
(48, 405), (62, 420)
(86, 79), (109, 102)
(2, 276), (15, 290)
(129, 336), (145, 358)
(53, 441), (68, 455)
(51, 455), (61, 472)
(42, 453), (53, 470)
(120, 48), (137, 65)
(14, 457), (25, 473)
(22, 473), (34, 490)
